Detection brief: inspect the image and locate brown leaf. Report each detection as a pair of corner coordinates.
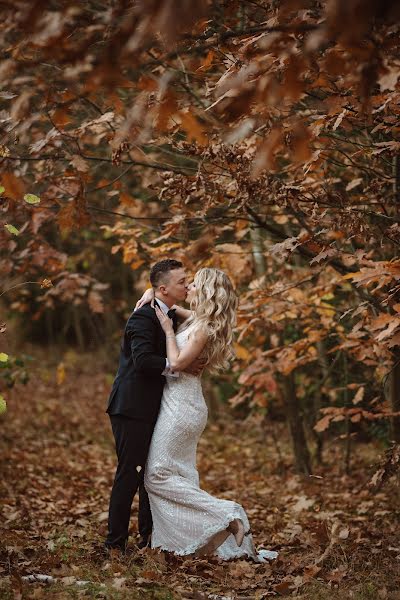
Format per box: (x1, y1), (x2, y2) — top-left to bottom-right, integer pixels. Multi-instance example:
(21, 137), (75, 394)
(274, 580), (294, 595)
(352, 387), (365, 405)
(314, 414), (332, 432)
(155, 90), (178, 131)
(70, 155), (90, 173)
(1, 172), (26, 200)
(310, 246), (338, 265)
(290, 122), (312, 162)
(196, 50), (215, 72)
(379, 64), (400, 92)
(88, 290), (104, 314)
(252, 127), (283, 176)
(178, 110), (207, 145)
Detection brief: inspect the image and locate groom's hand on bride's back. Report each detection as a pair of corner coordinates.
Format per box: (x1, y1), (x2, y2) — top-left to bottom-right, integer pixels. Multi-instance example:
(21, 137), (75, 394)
(184, 356), (207, 376)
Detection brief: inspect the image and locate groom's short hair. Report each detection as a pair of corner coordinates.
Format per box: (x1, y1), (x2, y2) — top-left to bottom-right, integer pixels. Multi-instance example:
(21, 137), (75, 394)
(150, 259), (183, 287)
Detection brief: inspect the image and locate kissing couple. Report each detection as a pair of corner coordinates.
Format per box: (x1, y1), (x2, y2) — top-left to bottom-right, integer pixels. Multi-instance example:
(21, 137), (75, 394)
(104, 259), (277, 562)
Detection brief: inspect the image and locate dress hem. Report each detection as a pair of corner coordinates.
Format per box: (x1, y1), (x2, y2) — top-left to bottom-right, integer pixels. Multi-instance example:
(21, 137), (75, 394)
(151, 508), (245, 557)
(149, 509), (278, 563)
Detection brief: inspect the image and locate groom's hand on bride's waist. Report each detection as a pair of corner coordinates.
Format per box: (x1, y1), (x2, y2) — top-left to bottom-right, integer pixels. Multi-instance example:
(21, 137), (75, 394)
(184, 357), (207, 376)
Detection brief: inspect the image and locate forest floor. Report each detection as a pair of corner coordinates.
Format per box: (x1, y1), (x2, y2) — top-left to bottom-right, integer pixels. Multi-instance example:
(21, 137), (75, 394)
(1, 350), (400, 600)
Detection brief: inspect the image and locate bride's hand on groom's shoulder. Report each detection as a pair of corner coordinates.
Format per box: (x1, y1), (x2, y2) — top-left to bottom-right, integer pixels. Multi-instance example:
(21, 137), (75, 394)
(134, 287), (155, 311)
(155, 306), (174, 335)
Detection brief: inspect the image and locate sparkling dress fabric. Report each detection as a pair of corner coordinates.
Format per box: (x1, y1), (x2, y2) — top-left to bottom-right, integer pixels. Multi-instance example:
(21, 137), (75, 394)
(144, 324), (275, 562)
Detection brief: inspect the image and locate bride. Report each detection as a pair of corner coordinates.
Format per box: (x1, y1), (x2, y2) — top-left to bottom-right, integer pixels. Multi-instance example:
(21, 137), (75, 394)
(140, 267), (277, 562)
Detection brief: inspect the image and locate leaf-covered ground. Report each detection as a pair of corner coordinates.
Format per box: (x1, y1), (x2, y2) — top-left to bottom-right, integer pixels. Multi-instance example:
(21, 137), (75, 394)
(1, 353), (400, 599)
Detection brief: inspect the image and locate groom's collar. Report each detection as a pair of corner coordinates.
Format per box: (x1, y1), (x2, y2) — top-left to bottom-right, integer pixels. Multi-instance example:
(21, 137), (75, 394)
(154, 297), (170, 315)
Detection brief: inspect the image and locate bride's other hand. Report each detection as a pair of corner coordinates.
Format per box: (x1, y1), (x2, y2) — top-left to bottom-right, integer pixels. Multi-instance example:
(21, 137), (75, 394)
(154, 306), (174, 335)
(134, 287), (155, 311)
(184, 356), (207, 376)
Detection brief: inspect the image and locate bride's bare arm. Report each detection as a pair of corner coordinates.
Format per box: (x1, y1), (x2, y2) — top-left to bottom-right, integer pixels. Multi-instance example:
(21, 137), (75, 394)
(134, 287), (154, 311)
(134, 290), (192, 322)
(155, 306), (207, 372)
(167, 328), (207, 372)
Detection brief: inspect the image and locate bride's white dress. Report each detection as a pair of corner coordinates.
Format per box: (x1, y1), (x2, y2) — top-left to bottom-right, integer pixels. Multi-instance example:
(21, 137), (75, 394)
(144, 324), (277, 562)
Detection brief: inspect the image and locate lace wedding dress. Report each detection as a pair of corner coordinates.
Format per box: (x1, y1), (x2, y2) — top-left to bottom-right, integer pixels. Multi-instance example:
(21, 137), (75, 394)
(144, 324), (277, 562)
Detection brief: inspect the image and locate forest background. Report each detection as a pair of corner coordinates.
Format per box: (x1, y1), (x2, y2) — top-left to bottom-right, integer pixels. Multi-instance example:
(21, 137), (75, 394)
(1, 1), (400, 599)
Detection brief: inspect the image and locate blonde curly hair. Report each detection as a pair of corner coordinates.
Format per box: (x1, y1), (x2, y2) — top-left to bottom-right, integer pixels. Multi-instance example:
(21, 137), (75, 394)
(182, 268), (238, 371)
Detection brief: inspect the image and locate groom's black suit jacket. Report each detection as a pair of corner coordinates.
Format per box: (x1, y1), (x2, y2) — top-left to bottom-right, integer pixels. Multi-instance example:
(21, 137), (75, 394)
(106, 301), (176, 423)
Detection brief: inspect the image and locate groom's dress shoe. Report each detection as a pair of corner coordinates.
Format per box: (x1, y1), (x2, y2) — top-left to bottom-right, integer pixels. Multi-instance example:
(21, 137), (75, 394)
(136, 536), (151, 550)
(103, 544), (126, 558)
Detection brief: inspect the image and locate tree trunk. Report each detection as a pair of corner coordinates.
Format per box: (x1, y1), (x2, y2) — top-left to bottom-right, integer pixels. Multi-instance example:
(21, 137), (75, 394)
(282, 370), (312, 475)
(343, 354), (352, 475)
(388, 350), (400, 443)
(250, 226), (266, 278)
(45, 309), (54, 347)
(390, 156), (400, 441)
(73, 308), (85, 351)
(393, 154), (400, 204)
(313, 340), (329, 464)
(202, 377), (220, 421)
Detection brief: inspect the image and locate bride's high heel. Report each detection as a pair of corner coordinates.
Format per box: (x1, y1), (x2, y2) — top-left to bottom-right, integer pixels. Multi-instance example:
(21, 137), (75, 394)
(227, 518), (245, 547)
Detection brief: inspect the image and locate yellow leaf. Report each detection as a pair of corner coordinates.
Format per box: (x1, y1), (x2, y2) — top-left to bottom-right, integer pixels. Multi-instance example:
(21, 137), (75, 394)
(234, 343), (250, 360)
(56, 362), (66, 385)
(24, 193), (40, 204)
(0, 352), (9, 362)
(4, 224), (19, 236)
(40, 278), (53, 289)
(0, 145), (10, 157)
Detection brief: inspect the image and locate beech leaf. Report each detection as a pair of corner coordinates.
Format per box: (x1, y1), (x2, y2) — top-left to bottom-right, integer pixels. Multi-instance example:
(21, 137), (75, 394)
(353, 387), (365, 405)
(24, 193), (41, 204)
(4, 224), (19, 235)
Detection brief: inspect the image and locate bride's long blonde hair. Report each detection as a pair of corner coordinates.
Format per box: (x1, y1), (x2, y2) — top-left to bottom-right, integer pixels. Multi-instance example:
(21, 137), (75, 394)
(183, 268), (238, 371)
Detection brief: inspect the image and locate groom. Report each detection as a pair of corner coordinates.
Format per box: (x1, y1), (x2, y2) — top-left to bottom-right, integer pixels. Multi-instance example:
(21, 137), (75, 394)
(105, 259), (200, 552)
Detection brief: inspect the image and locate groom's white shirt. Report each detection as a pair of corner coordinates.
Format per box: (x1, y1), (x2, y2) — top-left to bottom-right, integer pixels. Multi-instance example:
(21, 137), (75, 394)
(155, 297), (179, 378)
(154, 297), (170, 315)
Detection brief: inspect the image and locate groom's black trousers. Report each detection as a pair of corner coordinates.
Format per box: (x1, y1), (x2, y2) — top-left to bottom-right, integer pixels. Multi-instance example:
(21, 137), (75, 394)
(106, 415), (155, 550)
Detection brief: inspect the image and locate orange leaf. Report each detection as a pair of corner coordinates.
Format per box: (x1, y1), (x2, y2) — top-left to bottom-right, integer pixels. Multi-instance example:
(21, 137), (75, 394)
(234, 343), (251, 360)
(252, 127), (283, 176)
(196, 50), (215, 72)
(155, 90), (178, 131)
(52, 108), (71, 127)
(290, 122), (313, 162)
(179, 110), (207, 145)
(314, 414), (332, 432)
(1, 172), (26, 200)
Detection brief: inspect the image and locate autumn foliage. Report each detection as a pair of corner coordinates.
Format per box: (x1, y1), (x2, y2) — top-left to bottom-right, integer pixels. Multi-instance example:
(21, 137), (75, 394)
(2, 0), (400, 465)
